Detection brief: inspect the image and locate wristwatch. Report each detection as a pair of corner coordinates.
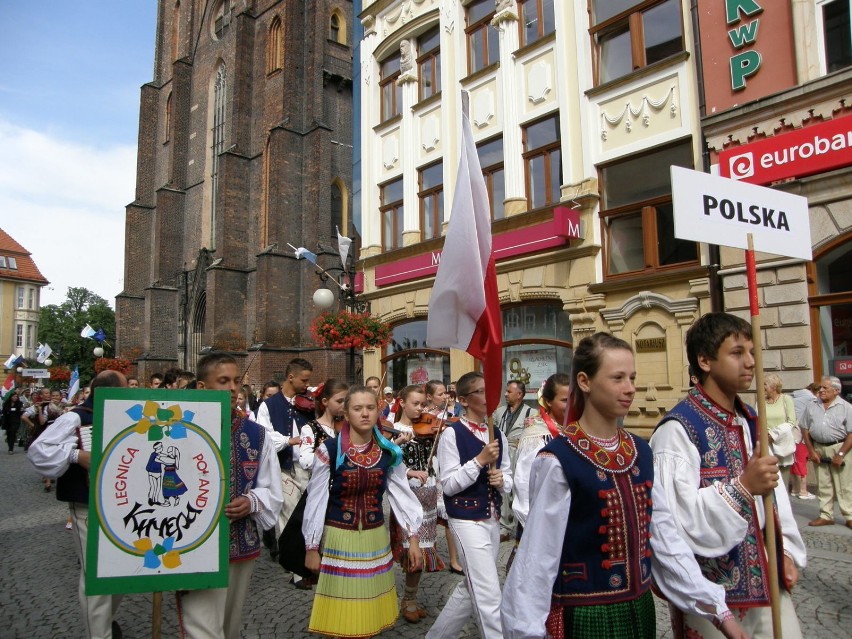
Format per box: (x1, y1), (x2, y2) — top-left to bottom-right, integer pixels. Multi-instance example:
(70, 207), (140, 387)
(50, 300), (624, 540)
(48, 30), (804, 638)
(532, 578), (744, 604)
(838, 451), (846, 457)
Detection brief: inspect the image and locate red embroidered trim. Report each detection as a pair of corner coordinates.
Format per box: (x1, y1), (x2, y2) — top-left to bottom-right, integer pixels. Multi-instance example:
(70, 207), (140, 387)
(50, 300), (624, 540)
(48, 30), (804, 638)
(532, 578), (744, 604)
(561, 422), (637, 474)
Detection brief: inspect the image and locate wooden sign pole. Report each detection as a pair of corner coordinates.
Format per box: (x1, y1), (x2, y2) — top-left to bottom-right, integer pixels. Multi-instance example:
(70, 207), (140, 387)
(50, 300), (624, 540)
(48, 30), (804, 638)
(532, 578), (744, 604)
(151, 591), (162, 639)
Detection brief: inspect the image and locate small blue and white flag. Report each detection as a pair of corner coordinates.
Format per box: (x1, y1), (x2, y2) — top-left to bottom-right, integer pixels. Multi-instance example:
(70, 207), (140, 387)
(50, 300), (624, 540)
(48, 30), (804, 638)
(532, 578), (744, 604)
(3, 354), (18, 369)
(36, 343), (53, 364)
(67, 367), (80, 401)
(80, 324), (96, 339)
(294, 247), (318, 265)
(94, 329), (106, 342)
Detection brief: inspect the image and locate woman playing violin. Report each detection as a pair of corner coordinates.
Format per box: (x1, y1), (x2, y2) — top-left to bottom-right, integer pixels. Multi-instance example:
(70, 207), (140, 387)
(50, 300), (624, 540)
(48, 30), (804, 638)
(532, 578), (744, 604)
(298, 380), (348, 472)
(391, 384), (446, 623)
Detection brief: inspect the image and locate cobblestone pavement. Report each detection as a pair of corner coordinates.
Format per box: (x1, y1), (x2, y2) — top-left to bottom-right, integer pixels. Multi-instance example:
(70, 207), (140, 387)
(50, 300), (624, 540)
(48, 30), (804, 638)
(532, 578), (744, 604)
(1, 449), (850, 638)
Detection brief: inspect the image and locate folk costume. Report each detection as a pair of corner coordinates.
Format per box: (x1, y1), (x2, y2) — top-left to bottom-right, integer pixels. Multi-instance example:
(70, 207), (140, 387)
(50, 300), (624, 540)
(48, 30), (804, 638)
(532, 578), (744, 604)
(28, 396), (124, 639)
(426, 418), (513, 639)
(512, 411), (560, 528)
(391, 423), (445, 572)
(299, 419), (336, 471)
(651, 386), (807, 639)
(502, 422), (734, 639)
(302, 423), (423, 638)
(177, 410), (283, 639)
(256, 391), (313, 537)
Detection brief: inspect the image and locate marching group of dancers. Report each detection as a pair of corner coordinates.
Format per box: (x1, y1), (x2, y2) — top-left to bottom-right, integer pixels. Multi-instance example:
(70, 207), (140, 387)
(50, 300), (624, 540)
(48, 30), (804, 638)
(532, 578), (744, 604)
(29, 311), (806, 639)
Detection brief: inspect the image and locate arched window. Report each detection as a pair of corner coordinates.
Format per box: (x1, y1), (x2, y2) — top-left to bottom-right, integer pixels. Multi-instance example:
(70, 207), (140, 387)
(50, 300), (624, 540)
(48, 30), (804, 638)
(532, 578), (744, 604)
(209, 63), (227, 249)
(268, 16), (283, 73)
(382, 320), (450, 389)
(212, 0), (232, 40)
(171, 2), (181, 61)
(165, 92), (173, 142)
(330, 177), (348, 237)
(329, 10), (347, 44)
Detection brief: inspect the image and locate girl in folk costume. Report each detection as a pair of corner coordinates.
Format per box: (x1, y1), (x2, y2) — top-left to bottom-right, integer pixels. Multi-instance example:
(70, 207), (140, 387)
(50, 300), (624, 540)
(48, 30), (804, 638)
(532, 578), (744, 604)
(502, 333), (748, 639)
(299, 380), (348, 472)
(512, 373), (570, 532)
(303, 387), (424, 638)
(389, 385), (446, 623)
(424, 379), (465, 576)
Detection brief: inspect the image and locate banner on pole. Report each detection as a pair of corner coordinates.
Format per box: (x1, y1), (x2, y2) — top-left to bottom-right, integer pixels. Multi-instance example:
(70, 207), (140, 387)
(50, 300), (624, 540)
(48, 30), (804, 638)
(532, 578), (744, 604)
(86, 389), (230, 595)
(671, 166), (812, 261)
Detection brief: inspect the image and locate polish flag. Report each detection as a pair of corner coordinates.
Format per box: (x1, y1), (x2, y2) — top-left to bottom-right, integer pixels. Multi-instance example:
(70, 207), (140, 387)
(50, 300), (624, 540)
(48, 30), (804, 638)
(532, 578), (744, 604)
(426, 97), (503, 415)
(1, 372), (15, 400)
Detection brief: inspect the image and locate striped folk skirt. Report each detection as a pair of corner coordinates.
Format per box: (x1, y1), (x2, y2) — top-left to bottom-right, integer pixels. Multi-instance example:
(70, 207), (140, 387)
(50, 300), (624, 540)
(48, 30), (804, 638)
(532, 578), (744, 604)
(308, 524), (398, 637)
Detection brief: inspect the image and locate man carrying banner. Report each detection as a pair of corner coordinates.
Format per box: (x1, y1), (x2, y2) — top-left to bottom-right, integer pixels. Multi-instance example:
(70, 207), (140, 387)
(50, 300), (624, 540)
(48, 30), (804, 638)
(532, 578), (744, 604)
(28, 370), (128, 639)
(178, 352), (283, 639)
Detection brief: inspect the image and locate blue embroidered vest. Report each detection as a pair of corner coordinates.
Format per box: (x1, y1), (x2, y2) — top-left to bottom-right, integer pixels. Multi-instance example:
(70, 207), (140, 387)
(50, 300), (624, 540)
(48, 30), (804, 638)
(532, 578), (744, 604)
(443, 420), (504, 521)
(262, 392), (311, 469)
(230, 413), (266, 561)
(324, 437), (393, 530)
(56, 403), (94, 505)
(658, 387), (779, 607)
(544, 423), (653, 607)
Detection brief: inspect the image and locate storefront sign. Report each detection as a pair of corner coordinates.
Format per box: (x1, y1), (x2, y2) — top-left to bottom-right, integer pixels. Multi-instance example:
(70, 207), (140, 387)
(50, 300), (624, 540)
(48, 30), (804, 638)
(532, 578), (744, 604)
(505, 347), (557, 393)
(86, 389), (230, 595)
(698, 0), (796, 113)
(635, 337), (666, 353)
(406, 358), (444, 385)
(719, 114), (852, 186)
(834, 359), (852, 376)
(671, 166), (811, 260)
(375, 206), (580, 288)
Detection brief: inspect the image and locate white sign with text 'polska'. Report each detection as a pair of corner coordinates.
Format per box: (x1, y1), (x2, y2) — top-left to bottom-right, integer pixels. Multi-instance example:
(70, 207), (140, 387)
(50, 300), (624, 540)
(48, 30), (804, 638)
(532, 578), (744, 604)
(671, 166), (812, 261)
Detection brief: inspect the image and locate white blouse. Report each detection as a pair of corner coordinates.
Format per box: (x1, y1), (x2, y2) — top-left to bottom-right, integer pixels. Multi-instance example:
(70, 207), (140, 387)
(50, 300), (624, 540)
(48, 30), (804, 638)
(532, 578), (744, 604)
(298, 421), (336, 470)
(302, 441), (424, 549)
(437, 418), (513, 499)
(501, 454), (732, 639)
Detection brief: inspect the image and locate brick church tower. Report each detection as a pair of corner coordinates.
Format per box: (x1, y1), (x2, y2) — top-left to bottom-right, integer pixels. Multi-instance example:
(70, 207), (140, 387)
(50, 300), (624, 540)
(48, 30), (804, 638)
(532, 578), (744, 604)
(117, 0), (354, 384)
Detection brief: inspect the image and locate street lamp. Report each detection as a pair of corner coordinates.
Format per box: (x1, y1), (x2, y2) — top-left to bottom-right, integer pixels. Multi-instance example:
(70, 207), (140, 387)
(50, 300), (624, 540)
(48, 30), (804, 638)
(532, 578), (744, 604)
(312, 287), (335, 309)
(93, 346), (105, 358)
(44, 359), (52, 367)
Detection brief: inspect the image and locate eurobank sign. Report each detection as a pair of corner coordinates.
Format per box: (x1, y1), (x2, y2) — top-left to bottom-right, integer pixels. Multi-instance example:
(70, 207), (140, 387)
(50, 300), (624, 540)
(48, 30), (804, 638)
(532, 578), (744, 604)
(719, 114), (852, 186)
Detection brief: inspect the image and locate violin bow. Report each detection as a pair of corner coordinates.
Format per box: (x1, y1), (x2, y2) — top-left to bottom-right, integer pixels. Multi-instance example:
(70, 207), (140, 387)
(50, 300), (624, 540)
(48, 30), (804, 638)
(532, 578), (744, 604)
(427, 396), (452, 462)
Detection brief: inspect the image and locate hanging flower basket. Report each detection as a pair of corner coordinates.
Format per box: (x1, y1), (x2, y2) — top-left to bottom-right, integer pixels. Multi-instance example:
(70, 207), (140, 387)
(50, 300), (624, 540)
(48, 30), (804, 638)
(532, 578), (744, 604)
(310, 311), (392, 350)
(94, 357), (133, 375)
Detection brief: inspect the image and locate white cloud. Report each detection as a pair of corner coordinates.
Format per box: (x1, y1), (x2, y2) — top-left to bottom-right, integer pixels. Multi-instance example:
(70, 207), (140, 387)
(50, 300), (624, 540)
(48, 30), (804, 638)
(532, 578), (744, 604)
(0, 119), (136, 308)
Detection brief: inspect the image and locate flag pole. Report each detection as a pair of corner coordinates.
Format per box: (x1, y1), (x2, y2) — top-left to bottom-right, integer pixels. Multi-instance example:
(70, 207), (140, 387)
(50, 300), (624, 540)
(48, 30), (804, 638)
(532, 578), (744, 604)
(746, 233), (783, 639)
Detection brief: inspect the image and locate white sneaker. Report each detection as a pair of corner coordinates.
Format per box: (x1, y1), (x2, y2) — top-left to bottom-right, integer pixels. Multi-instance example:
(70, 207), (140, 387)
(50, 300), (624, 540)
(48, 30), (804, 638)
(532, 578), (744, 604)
(798, 493), (816, 500)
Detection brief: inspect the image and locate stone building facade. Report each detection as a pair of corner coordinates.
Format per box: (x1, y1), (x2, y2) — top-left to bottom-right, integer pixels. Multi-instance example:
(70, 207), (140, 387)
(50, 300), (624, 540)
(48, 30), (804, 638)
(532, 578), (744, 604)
(117, 0), (356, 384)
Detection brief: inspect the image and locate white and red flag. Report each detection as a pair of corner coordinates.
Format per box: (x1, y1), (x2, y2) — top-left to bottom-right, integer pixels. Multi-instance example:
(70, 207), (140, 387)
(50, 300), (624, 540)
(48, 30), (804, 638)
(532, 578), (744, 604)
(426, 97), (503, 415)
(1, 372), (15, 400)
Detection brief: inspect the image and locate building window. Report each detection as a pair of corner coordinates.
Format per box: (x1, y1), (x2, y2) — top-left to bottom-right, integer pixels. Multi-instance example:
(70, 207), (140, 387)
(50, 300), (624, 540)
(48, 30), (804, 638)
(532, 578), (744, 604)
(419, 162), (444, 241)
(379, 51), (402, 122)
(329, 10), (347, 44)
(17, 286), (24, 309)
(0, 257), (5, 268)
(172, 1), (181, 61)
(210, 64), (227, 250)
(522, 114), (562, 211)
(519, 0), (556, 47)
(466, 0), (499, 74)
(165, 93), (173, 142)
(27, 288), (34, 310)
(477, 137), (505, 220)
(384, 320), (451, 389)
(331, 178), (347, 237)
(819, 0), (852, 72)
(418, 27), (441, 102)
(213, 0), (232, 40)
(16, 325), (23, 348)
(268, 17), (283, 72)
(502, 302), (573, 404)
(26, 325), (33, 350)
(7, 257), (16, 269)
(381, 178), (404, 251)
(600, 141), (697, 277)
(591, 0), (683, 85)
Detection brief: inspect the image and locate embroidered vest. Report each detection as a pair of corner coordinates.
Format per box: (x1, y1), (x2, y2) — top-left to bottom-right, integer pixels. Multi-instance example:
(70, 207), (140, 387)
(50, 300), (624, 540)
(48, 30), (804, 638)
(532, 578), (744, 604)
(324, 437), (392, 530)
(263, 392), (311, 469)
(56, 406), (93, 505)
(545, 423), (653, 607)
(443, 420), (504, 521)
(659, 387), (779, 607)
(230, 414), (266, 561)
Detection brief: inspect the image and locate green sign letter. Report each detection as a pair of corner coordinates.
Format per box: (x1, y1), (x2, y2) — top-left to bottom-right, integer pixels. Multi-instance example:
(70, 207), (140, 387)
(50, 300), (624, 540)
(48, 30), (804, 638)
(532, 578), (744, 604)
(725, 0), (763, 25)
(728, 19), (760, 48)
(730, 50), (762, 90)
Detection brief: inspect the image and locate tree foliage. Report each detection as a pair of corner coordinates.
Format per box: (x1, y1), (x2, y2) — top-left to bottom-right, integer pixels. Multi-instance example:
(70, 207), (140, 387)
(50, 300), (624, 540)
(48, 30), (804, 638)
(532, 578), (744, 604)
(38, 287), (116, 384)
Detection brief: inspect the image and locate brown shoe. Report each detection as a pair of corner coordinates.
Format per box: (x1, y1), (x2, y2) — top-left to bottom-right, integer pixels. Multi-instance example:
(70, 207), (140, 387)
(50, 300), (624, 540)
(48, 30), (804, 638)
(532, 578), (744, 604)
(400, 600), (421, 623)
(808, 518), (834, 526)
(846, 521), (852, 529)
(415, 602), (427, 619)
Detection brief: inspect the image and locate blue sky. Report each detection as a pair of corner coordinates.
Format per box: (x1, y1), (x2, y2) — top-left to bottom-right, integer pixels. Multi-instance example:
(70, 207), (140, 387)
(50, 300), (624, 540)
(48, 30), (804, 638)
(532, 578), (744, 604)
(0, 2), (157, 307)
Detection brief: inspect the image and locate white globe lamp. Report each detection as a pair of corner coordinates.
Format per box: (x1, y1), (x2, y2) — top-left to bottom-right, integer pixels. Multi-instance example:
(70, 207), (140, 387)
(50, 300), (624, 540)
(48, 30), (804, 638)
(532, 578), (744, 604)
(93, 346), (105, 358)
(313, 288), (335, 309)
(44, 359), (52, 367)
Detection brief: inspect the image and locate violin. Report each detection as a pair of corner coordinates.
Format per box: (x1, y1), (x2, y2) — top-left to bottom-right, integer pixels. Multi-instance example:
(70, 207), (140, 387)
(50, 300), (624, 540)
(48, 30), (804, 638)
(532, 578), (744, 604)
(377, 418), (402, 438)
(412, 412), (442, 437)
(293, 392), (316, 415)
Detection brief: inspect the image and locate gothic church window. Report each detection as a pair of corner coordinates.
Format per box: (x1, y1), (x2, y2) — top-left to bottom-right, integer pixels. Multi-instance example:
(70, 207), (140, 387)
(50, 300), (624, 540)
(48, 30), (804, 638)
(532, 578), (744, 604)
(268, 16), (283, 73)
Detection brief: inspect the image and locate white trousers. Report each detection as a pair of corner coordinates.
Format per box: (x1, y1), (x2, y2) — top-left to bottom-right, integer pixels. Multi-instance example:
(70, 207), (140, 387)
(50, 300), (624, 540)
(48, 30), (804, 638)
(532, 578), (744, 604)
(69, 502), (123, 639)
(426, 517), (503, 639)
(176, 559), (255, 639)
(275, 465), (310, 538)
(676, 591), (802, 639)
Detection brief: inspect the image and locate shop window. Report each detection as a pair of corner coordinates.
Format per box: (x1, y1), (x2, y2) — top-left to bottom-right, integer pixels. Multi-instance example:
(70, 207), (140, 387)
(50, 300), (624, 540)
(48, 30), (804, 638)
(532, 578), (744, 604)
(384, 320), (450, 389)
(466, 0), (499, 74)
(419, 161), (443, 241)
(812, 239), (852, 398)
(477, 136), (505, 220)
(591, 0), (683, 85)
(519, 0), (556, 47)
(379, 51), (402, 122)
(818, 0), (852, 72)
(502, 303), (572, 403)
(523, 114), (562, 211)
(418, 27), (441, 102)
(381, 177), (404, 251)
(600, 141), (697, 277)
